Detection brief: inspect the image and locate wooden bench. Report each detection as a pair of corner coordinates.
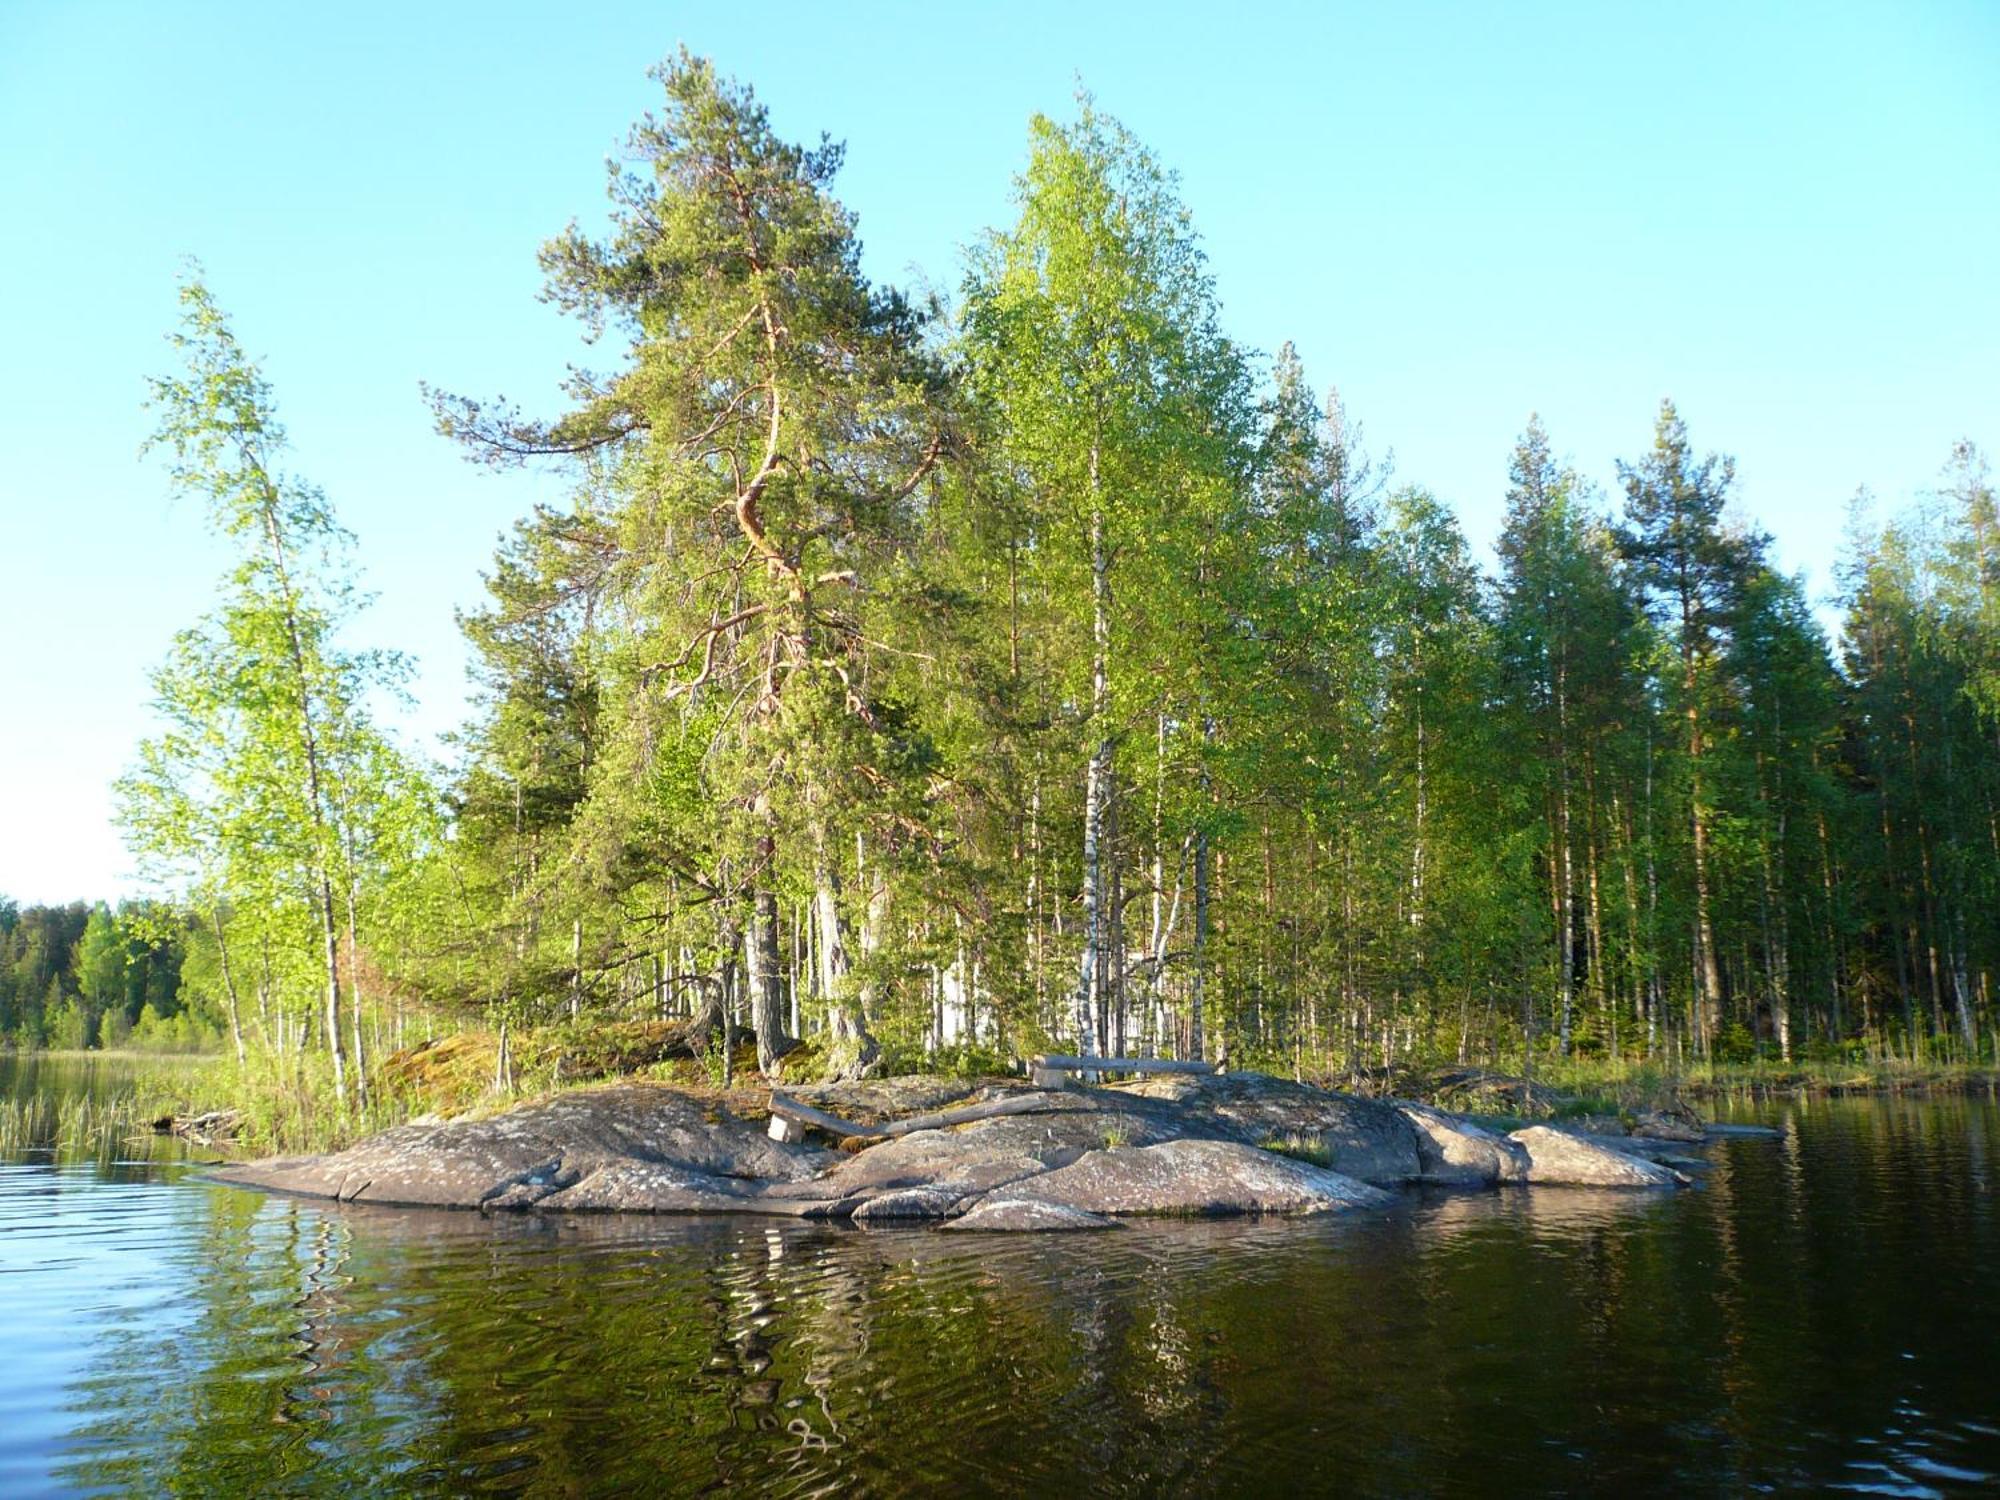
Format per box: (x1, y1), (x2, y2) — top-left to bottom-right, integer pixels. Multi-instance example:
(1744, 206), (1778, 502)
(1027, 1054), (1221, 1088)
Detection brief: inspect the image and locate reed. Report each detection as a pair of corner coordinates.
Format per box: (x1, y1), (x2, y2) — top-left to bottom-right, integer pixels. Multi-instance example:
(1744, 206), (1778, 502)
(0, 1090), (164, 1164)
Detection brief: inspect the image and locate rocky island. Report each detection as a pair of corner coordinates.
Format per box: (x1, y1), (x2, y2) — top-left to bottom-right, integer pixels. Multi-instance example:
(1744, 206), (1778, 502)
(212, 1071), (1721, 1231)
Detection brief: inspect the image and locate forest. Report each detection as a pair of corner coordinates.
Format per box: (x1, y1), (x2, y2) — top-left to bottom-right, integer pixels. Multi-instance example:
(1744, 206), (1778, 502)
(72, 54), (2000, 1109)
(0, 899), (200, 1051)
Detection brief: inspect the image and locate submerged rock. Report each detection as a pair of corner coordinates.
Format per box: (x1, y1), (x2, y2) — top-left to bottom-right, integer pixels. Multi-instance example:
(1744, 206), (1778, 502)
(1508, 1126), (1686, 1188)
(1008, 1138), (1394, 1217)
(942, 1198), (1119, 1232)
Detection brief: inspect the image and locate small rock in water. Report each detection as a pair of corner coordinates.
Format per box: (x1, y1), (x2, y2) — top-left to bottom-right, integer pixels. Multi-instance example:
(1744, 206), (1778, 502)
(1633, 1108), (1706, 1143)
(942, 1198), (1119, 1232)
(848, 1185), (968, 1223)
(1396, 1102), (1529, 1186)
(1508, 1126), (1685, 1188)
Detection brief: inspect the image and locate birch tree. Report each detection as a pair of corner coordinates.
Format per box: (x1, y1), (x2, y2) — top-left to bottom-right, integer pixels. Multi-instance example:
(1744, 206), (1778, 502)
(965, 97), (1248, 1058)
(120, 276), (424, 1105)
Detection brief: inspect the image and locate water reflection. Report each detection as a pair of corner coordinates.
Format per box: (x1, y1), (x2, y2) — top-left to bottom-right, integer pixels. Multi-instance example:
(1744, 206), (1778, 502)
(1, 1085), (1996, 1496)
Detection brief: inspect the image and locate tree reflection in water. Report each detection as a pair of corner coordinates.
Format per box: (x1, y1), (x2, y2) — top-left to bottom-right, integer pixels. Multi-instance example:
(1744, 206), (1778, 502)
(21, 1096), (2000, 1495)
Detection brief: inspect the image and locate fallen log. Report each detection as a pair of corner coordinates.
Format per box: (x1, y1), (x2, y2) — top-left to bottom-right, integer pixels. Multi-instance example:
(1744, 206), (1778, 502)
(152, 1108), (243, 1144)
(876, 1093), (1060, 1139)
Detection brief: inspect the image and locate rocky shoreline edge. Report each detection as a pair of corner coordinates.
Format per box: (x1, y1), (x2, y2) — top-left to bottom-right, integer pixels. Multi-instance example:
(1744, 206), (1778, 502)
(209, 1072), (1767, 1231)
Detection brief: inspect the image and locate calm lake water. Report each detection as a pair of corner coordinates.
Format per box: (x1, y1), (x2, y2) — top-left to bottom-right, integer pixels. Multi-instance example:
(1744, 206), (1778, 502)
(2, 1056), (1997, 1497)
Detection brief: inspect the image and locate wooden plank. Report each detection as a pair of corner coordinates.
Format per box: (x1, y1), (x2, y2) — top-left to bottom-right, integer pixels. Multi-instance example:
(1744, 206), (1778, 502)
(1030, 1054), (1220, 1076)
(767, 1092), (884, 1140)
(876, 1093), (1060, 1138)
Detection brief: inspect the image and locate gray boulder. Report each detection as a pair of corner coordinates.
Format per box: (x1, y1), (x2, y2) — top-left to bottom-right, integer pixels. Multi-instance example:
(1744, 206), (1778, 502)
(213, 1083), (830, 1211)
(531, 1162), (846, 1215)
(1396, 1102), (1529, 1185)
(1123, 1073), (1424, 1185)
(822, 1096), (1201, 1196)
(849, 1184), (972, 1223)
(1508, 1125), (1686, 1188)
(1013, 1138), (1394, 1217)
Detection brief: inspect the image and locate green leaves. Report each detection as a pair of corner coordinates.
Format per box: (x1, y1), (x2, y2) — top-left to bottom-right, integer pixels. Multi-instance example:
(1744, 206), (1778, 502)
(118, 277), (434, 1087)
(90, 59), (1997, 1081)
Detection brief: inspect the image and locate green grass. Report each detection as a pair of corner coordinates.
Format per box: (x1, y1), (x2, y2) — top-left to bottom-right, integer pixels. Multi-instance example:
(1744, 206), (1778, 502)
(1258, 1131), (1335, 1168)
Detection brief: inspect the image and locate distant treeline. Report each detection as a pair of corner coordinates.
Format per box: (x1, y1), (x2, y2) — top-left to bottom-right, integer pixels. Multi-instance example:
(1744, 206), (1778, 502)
(111, 54), (2000, 1111)
(0, 899), (212, 1051)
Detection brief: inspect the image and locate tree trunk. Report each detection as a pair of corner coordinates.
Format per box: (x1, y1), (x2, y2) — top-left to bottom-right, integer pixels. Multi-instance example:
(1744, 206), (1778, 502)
(816, 847), (880, 1079)
(1191, 821), (1209, 1064)
(749, 886), (790, 1076)
(316, 882), (347, 1106)
(210, 906), (247, 1068)
(1073, 480), (1112, 1062)
(1554, 654), (1574, 1058)
(344, 879), (369, 1112)
(257, 497), (346, 1107)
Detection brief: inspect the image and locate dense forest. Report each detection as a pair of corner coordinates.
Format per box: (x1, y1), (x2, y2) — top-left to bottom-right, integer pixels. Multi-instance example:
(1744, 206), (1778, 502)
(90, 54), (2000, 1101)
(0, 899), (202, 1050)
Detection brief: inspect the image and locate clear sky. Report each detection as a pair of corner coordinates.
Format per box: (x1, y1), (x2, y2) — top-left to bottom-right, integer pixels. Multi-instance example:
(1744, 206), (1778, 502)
(2, 2), (1995, 905)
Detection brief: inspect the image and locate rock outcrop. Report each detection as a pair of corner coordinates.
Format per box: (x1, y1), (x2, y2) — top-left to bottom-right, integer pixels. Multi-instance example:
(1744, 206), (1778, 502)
(1125, 1073), (1424, 1185)
(212, 1070), (1714, 1230)
(1396, 1102), (1529, 1186)
(215, 1083), (830, 1210)
(1507, 1125), (1686, 1188)
(1010, 1138), (1394, 1217)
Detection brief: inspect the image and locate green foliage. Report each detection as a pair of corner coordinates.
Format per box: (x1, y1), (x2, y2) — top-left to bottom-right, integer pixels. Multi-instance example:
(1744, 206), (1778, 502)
(112, 275), (438, 1105)
(878, 1038), (1014, 1080)
(89, 54), (2000, 1107)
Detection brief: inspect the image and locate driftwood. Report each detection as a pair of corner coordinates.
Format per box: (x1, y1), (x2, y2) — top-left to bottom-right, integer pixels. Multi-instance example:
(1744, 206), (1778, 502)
(152, 1109), (242, 1144)
(766, 1090), (1059, 1146)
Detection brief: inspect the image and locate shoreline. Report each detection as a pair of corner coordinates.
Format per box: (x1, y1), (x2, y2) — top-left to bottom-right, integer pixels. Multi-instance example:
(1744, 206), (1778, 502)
(0, 1047), (220, 1063)
(14, 1033), (1998, 1167)
(1533, 1060), (2000, 1101)
(207, 1070), (1743, 1231)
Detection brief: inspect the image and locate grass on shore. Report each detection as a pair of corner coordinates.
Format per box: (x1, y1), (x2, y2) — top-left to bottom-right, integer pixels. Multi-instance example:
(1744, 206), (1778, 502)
(112, 1019), (840, 1156)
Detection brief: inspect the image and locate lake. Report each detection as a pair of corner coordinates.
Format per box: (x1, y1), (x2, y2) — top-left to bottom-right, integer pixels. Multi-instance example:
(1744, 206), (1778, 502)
(2, 1055), (1997, 1496)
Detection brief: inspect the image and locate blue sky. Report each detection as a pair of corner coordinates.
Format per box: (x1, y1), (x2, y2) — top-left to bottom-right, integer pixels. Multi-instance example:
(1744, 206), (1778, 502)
(2, 2), (1996, 904)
